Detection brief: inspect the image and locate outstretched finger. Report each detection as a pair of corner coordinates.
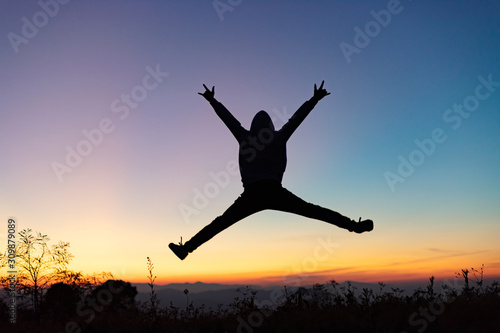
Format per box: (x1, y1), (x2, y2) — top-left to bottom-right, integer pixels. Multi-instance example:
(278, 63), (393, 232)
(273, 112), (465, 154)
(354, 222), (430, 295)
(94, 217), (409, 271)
(319, 80), (325, 90)
(203, 84), (209, 91)
(211, 86), (215, 94)
(314, 83), (317, 91)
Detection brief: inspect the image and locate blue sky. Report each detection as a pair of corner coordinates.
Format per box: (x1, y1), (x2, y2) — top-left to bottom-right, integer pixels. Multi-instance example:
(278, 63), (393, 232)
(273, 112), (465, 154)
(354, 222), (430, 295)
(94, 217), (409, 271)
(1, 0), (499, 284)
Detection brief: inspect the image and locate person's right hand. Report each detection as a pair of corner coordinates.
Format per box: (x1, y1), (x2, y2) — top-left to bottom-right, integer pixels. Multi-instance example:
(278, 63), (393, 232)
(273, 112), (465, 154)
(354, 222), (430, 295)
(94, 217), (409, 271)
(198, 84), (215, 101)
(312, 80), (330, 101)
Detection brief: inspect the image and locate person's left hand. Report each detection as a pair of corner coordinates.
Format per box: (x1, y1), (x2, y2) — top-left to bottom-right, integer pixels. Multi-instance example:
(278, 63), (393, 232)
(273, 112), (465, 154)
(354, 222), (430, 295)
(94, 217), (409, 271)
(198, 84), (215, 102)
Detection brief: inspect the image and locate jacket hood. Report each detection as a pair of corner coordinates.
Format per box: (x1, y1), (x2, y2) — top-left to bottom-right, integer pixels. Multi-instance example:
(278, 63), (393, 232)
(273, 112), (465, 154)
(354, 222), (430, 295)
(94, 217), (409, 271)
(250, 110), (275, 134)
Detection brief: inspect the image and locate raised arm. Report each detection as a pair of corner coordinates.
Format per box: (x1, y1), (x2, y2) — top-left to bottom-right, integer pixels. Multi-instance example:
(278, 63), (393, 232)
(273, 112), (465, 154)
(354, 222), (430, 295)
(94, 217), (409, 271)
(198, 84), (246, 141)
(279, 81), (331, 141)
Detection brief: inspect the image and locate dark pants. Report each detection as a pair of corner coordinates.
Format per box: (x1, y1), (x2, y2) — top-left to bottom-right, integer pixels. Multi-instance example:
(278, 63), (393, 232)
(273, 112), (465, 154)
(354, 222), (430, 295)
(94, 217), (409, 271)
(184, 180), (352, 252)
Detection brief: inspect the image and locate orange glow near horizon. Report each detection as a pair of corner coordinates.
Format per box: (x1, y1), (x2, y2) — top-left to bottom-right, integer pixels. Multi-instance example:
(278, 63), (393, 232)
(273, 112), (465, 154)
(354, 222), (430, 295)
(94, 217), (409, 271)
(55, 216), (500, 289)
(130, 268), (500, 288)
(123, 259), (500, 287)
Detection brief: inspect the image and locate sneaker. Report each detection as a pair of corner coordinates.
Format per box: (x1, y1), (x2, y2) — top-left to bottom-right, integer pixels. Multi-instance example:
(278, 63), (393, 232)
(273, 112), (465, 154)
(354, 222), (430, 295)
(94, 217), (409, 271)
(350, 218), (373, 234)
(169, 242), (189, 260)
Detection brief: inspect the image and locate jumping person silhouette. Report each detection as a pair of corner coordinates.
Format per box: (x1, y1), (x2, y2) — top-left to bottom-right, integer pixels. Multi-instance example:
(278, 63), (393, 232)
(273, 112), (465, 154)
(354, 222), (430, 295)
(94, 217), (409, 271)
(169, 81), (373, 260)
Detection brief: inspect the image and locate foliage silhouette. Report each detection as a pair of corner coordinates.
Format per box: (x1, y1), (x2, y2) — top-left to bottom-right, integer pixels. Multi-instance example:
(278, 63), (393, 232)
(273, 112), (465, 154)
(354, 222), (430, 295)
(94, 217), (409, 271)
(1, 236), (499, 332)
(145, 256), (159, 325)
(0, 264), (497, 332)
(42, 282), (79, 321)
(0, 228), (74, 320)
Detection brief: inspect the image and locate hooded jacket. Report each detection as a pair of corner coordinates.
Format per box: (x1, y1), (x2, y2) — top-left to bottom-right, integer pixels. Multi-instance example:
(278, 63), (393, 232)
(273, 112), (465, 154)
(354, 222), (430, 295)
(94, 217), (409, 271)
(209, 98), (318, 187)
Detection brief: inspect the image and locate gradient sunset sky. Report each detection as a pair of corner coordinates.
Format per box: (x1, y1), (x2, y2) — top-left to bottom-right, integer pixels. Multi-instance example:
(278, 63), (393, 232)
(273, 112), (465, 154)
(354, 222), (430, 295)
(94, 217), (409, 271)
(1, 0), (499, 286)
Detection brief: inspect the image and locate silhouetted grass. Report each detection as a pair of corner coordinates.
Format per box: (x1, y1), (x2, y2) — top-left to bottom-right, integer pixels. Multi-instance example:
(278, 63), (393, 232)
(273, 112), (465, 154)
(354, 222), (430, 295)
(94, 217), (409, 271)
(1, 265), (499, 333)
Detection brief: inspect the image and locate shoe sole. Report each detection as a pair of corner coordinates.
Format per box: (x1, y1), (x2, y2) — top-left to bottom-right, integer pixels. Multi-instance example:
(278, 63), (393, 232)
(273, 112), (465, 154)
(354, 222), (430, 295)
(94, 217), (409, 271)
(169, 243), (188, 260)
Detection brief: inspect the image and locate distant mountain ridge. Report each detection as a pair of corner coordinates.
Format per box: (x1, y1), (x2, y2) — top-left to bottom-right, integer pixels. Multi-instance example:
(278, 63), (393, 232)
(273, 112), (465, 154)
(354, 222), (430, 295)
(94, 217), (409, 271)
(133, 281), (261, 294)
(134, 281), (263, 309)
(132, 279), (440, 309)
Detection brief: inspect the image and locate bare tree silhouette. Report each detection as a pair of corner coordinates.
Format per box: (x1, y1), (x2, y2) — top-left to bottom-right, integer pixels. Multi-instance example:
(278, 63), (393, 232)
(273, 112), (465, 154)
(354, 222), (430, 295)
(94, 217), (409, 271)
(0, 228), (74, 319)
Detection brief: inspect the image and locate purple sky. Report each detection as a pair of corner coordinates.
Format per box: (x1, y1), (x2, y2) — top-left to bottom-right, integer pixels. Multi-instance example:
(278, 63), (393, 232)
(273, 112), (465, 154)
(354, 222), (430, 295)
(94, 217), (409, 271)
(1, 0), (499, 283)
